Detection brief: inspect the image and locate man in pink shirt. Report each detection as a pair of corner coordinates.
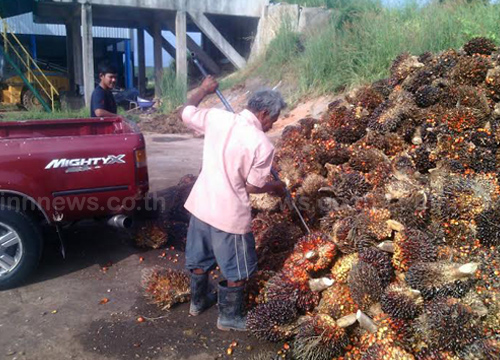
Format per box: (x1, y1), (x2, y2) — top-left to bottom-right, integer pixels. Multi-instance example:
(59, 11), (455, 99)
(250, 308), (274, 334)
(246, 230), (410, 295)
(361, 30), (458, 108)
(179, 76), (286, 331)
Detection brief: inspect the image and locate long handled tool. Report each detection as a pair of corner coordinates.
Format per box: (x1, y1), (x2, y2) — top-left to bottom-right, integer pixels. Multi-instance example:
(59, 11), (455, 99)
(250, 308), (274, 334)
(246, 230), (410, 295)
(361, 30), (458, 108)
(191, 55), (311, 234)
(191, 53), (234, 113)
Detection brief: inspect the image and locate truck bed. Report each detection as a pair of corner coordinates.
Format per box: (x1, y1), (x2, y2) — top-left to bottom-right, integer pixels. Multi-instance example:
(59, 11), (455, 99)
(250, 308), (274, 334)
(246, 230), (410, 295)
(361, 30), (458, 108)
(0, 117), (135, 139)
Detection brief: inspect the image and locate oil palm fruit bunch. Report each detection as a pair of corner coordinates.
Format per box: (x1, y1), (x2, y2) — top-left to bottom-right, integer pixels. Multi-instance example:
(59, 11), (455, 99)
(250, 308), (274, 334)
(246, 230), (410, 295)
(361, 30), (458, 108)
(345, 86), (385, 112)
(284, 232), (337, 273)
(317, 283), (358, 319)
(142, 268), (190, 310)
(134, 220), (168, 249)
(390, 52), (424, 86)
(393, 228), (437, 272)
(450, 54), (492, 87)
(406, 261), (479, 300)
(259, 271), (321, 313)
(416, 296), (483, 353)
(292, 313), (351, 360)
(348, 261), (384, 312)
(463, 37), (497, 56)
(247, 300), (299, 342)
(381, 281), (424, 320)
(330, 253), (359, 284)
(485, 66), (500, 101)
(358, 247), (394, 287)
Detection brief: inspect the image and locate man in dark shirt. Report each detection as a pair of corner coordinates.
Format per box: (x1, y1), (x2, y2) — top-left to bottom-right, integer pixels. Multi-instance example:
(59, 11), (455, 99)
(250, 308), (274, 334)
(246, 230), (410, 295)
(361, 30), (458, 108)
(91, 63), (118, 117)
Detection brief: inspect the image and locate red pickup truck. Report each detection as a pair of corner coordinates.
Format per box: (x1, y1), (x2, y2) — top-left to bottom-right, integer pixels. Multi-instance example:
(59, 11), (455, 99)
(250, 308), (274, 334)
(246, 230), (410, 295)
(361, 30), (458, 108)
(0, 117), (149, 288)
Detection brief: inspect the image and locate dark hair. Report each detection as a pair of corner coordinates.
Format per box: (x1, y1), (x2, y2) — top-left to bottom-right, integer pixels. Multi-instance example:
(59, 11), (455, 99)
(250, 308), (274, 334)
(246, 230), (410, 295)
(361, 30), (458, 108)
(98, 62), (118, 76)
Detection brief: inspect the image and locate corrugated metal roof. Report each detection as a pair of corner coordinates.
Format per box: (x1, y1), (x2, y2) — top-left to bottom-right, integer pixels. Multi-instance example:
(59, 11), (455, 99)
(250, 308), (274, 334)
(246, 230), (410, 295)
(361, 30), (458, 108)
(4, 12), (130, 39)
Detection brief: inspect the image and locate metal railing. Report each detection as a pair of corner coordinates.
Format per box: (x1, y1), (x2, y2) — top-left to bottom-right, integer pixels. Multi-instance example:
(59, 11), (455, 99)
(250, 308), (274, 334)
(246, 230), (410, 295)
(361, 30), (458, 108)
(0, 16), (58, 111)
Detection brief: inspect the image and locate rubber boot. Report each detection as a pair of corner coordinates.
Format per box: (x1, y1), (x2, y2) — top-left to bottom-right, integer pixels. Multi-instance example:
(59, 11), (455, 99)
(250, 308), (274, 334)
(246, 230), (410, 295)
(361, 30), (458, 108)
(189, 272), (217, 316)
(217, 281), (246, 331)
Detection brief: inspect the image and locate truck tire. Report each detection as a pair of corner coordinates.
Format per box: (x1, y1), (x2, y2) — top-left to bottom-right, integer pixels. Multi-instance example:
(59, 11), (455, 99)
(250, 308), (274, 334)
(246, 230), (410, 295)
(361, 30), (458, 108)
(0, 205), (43, 290)
(22, 89), (49, 111)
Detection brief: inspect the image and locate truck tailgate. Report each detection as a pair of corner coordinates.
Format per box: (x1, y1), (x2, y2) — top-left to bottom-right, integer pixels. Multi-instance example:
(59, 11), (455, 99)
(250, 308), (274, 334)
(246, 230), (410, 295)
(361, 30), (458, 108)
(0, 117), (148, 221)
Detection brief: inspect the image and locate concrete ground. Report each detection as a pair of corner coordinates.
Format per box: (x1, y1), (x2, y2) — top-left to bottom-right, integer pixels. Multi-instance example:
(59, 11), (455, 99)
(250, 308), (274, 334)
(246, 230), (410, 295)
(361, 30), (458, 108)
(0, 134), (280, 360)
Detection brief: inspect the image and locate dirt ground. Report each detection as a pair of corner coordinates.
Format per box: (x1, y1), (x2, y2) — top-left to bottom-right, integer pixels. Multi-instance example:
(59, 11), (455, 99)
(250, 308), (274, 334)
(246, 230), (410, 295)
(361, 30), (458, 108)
(0, 97), (336, 360)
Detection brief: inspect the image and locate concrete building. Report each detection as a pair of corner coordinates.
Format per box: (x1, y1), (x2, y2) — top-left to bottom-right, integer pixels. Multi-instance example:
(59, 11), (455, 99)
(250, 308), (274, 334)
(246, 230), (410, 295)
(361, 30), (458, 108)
(2, 1), (270, 106)
(32, 0), (269, 104)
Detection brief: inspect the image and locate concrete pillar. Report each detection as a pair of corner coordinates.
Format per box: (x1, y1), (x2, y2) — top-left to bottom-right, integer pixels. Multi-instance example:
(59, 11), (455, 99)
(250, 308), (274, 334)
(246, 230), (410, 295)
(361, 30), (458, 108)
(70, 19), (83, 94)
(65, 23), (75, 92)
(175, 11), (188, 86)
(189, 12), (247, 69)
(152, 21), (163, 98)
(137, 28), (146, 97)
(81, 2), (94, 106)
(165, 22), (220, 75)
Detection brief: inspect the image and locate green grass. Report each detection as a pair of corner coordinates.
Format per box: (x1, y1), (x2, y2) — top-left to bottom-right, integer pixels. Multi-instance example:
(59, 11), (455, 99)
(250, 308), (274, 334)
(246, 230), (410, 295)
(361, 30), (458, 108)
(0, 107), (140, 123)
(241, 0), (500, 100)
(0, 108), (89, 122)
(159, 67), (187, 114)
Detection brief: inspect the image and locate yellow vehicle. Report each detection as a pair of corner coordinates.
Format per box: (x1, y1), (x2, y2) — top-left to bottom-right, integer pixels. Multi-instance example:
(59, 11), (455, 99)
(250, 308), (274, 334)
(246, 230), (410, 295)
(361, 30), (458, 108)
(0, 56), (69, 110)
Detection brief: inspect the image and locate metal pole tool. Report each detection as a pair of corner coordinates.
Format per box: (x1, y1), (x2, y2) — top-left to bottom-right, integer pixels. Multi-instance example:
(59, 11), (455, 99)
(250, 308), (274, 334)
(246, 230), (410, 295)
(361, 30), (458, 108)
(191, 53), (234, 113)
(190, 53), (311, 234)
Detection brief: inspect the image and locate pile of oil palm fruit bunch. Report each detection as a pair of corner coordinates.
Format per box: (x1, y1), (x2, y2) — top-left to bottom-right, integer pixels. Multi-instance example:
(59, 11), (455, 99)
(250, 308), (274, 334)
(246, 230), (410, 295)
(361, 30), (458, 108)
(248, 37), (500, 360)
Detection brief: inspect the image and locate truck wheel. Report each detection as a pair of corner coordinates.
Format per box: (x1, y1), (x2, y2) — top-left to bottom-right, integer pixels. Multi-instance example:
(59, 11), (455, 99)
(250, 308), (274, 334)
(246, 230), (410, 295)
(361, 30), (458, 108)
(22, 89), (49, 111)
(0, 206), (43, 290)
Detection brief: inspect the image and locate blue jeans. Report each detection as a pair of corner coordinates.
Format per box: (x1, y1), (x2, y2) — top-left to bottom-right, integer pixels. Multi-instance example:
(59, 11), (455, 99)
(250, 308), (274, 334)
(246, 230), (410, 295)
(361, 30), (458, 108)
(185, 216), (258, 282)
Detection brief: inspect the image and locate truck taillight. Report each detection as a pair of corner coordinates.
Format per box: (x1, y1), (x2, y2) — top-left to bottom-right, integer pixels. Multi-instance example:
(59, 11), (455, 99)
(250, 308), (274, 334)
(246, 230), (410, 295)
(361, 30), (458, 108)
(134, 149), (147, 168)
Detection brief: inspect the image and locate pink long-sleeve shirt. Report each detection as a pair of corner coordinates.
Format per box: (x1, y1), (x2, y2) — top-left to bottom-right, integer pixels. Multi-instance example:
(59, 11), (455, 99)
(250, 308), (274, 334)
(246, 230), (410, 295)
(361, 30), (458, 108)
(182, 105), (275, 234)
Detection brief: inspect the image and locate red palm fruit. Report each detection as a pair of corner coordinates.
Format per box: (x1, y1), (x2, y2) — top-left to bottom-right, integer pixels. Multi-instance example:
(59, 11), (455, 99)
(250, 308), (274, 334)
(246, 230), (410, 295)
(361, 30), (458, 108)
(292, 314), (350, 360)
(393, 228), (437, 272)
(442, 85), (491, 120)
(361, 343), (414, 360)
(284, 232), (337, 273)
(381, 281), (424, 320)
(358, 312), (414, 351)
(317, 283), (359, 319)
(141, 268), (190, 310)
(331, 253), (359, 284)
